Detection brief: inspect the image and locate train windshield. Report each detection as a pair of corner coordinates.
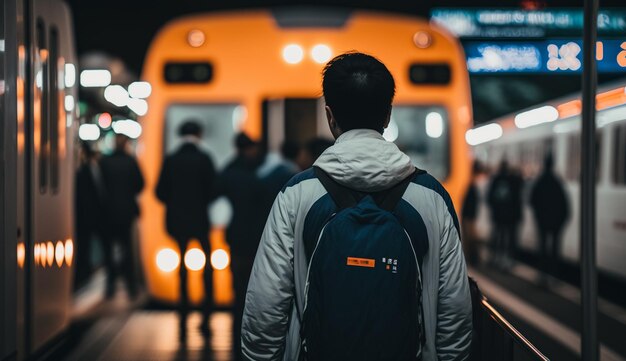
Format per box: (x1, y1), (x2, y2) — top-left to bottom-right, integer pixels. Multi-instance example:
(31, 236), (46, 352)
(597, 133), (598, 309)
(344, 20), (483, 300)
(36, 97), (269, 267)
(164, 104), (244, 169)
(387, 106), (449, 180)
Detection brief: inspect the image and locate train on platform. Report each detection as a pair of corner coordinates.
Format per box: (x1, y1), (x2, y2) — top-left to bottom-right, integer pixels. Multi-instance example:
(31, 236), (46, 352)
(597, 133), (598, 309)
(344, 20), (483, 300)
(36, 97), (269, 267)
(470, 80), (626, 281)
(138, 8), (473, 305)
(1, 0), (79, 360)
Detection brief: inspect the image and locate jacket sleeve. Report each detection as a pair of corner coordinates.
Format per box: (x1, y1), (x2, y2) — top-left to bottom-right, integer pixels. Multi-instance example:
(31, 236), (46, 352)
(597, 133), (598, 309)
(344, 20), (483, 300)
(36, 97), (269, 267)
(241, 189), (295, 361)
(436, 206), (473, 360)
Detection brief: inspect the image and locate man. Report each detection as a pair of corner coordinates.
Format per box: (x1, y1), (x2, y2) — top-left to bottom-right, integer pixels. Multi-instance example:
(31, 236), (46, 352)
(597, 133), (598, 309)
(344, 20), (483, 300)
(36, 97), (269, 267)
(214, 133), (266, 360)
(462, 161), (482, 266)
(530, 154), (569, 278)
(156, 121), (216, 336)
(99, 134), (144, 299)
(242, 52), (472, 360)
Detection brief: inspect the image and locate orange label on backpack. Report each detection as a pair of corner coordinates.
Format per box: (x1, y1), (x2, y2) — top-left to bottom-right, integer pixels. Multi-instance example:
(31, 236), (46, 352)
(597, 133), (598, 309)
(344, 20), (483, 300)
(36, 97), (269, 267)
(347, 257), (376, 268)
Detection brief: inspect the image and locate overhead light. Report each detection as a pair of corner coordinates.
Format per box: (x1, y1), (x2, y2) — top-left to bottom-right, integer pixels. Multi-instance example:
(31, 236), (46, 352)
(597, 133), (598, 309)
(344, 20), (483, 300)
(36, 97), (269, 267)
(112, 119), (142, 139)
(64, 63), (76, 87)
(97, 113), (112, 129)
(55, 241), (65, 267)
(64, 239), (73, 266)
(127, 98), (148, 116)
(64, 95), (75, 112)
(128, 81), (152, 99)
(514, 105), (559, 129)
(78, 124), (100, 141)
(425, 112), (444, 138)
(282, 44), (304, 64)
(104, 85), (129, 107)
(80, 69), (111, 87)
(465, 123), (503, 146)
(311, 44), (332, 64)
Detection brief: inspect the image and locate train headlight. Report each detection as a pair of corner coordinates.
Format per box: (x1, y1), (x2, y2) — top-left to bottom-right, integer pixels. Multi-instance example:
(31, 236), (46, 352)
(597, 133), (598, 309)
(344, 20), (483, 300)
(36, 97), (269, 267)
(184, 248), (206, 271)
(282, 44), (304, 64)
(210, 249), (230, 271)
(311, 44), (332, 64)
(156, 248), (180, 272)
(413, 31), (432, 49)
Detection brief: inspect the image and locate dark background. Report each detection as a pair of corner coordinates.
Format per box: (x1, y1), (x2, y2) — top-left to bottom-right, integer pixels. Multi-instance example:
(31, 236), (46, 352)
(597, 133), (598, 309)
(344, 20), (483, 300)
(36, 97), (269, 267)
(67, 0), (626, 123)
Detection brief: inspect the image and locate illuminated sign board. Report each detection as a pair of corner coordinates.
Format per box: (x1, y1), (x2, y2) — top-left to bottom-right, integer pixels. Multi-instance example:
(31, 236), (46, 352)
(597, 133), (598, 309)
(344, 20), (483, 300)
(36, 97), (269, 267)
(465, 40), (626, 73)
(431, 9), (626, 38)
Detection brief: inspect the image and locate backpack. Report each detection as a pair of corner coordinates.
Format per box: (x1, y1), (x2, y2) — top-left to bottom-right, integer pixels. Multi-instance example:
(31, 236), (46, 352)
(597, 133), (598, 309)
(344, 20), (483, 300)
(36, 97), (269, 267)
(301, 167), (426, 361)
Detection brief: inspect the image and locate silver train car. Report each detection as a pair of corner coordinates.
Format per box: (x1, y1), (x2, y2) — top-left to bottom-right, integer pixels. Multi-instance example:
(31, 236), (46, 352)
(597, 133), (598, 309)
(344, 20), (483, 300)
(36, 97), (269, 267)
(469, 80), (626, 281)
(1, 0), (79, 359)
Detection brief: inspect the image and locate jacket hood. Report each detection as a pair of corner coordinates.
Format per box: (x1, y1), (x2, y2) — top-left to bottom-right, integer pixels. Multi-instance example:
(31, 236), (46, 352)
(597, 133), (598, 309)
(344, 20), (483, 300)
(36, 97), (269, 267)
(313, 129), (415, 192)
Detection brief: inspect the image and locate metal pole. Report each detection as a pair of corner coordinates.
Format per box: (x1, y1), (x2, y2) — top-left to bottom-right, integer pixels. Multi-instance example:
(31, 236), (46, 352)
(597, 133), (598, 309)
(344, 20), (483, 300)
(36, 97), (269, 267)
(581, 0), (599, 360)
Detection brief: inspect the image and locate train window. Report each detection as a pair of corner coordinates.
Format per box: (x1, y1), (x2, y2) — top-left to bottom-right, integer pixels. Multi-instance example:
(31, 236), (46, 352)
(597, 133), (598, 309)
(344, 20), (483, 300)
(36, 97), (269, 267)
(164, 104), (239, 169)
(387, 106), (449, 180)
(408, 64), (451, 85)
(614, 126), (626, 185)
(50, 27), (59, 193)
(565, 133), (602, 182)
(164, 62), (212, 84)
(37, 19), (48, 193)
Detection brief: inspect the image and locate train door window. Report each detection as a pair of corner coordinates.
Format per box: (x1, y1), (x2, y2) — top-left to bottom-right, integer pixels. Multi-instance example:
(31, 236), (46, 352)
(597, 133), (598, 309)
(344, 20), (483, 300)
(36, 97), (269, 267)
(566, 134), (580, 181)
(49, 27), (59, 192)
(164, 104), (240, 169)
(389, 106), (449, 181)
(614, 126), (626, 185)
(36, 19), (49, 193)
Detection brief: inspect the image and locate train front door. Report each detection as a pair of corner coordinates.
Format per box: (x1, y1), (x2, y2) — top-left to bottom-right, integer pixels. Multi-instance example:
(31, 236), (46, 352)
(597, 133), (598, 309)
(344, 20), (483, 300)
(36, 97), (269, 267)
(262, 98), (333, 153)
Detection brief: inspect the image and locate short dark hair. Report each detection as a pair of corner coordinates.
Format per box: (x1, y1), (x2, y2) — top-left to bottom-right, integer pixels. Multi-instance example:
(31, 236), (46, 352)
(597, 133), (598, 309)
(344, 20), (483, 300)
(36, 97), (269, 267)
(322, 52), (395, 133)
(178, 121), (202, 137)
(235, 132), (256, 150)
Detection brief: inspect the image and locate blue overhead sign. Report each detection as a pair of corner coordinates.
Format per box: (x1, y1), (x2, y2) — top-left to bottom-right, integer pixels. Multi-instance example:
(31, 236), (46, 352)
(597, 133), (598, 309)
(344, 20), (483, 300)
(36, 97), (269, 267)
(465, 40), (626, 73)
(431, 9), (626, 38)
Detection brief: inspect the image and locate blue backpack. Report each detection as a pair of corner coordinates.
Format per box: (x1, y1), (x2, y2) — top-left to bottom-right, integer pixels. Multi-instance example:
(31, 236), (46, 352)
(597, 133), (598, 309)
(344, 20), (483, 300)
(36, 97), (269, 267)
(301, 167), (427, 361)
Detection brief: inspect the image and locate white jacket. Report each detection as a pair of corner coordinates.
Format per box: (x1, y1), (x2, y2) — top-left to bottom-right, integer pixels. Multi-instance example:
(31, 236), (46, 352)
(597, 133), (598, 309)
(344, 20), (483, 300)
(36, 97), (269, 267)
(242, 129), (472, 361)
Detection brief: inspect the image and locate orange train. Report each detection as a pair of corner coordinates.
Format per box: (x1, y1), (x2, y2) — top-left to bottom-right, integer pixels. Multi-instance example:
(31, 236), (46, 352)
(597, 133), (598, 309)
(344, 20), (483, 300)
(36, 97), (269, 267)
(138, 8), (472, 306)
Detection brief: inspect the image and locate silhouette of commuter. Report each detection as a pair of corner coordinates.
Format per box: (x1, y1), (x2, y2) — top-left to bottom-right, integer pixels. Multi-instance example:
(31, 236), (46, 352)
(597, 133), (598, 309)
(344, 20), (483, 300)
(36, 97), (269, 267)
(487, 160), (523, 268)
(156, 121), (217, 336)
(257, 141), (300, 219)
(530, 154), (569, 276)
(462, 161), (482, 266)
(296, 137), (334, 170)
(214, 132), (265, 360)
(99, 134), (144, 298)
(242, 52), (472, 360)
(74, 142), (106, 288)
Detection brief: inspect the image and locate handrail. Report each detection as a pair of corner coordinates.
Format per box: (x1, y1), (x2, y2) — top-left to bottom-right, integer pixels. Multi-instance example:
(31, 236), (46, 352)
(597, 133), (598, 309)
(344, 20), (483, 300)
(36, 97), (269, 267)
(480, 298), (550, 361)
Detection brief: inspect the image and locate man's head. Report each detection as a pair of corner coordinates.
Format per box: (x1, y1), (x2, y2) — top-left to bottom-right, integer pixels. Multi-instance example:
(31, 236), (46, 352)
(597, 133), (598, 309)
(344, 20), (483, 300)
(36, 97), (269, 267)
(235, 132), (260, 160)
(322, 52), (395, 137)
(178, 121), (203, 139)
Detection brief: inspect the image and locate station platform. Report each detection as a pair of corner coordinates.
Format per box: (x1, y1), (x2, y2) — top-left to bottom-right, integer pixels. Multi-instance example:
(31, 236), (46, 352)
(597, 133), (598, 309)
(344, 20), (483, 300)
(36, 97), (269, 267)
(52, 260), (626, 361)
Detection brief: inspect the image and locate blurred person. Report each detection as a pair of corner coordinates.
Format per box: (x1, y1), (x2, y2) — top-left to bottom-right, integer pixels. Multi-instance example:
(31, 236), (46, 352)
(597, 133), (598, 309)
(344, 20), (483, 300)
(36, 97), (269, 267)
(74, 142), (106, 288)
(99, 134), (144, 299)
(256, 140), (301, 218)
(156, 121), (217, 337)
(214, 132), (266, 360)
(296, 137), (334, 170)
(487, 159), (523, 268)
(462, 161), (482, 266)
(530, 154), (570, 279)
(242, 52), (471, 361)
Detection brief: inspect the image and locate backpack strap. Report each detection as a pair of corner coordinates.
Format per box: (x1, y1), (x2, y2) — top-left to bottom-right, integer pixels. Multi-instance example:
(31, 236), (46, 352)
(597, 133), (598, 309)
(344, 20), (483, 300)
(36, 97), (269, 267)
(374, 168), (424, 212)
(313, 166), (361, 210)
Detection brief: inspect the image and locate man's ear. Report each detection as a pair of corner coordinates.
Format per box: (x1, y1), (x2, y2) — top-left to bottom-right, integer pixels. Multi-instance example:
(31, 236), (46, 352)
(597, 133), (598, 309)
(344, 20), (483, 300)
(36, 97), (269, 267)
(326, 106), (341, 139)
